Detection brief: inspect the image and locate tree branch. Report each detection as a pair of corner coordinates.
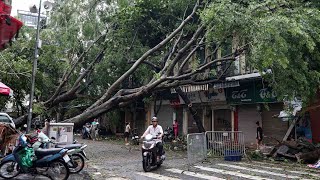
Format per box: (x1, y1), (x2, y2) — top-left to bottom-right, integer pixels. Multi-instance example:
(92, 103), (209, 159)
(178, 36), (205, 75)
(86, 0), (202, 111)
(166, 25), (205, 76)
(44, 33), (106, 105)
(127, 60), (161, 72)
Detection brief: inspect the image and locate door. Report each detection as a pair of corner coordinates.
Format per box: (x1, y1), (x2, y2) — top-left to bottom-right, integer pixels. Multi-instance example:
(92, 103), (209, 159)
(214, 109), (231, 131)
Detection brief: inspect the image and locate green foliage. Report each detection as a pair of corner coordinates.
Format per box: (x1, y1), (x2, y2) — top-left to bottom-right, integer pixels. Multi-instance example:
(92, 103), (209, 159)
(3, 0), (319, 120)
(201, 0), (320, 103)
(32, 103), (46, 115)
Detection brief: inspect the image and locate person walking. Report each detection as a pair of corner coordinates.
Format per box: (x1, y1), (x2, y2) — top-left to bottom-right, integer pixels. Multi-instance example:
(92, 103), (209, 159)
(256, 121), (263, 150)
(91, 119), (99, 141)
(124, 122), (131, 145)
(173, 120), (178, 139)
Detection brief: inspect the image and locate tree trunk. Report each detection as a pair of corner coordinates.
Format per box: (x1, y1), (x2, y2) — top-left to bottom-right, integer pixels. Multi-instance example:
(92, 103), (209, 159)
(175, 87), (205, 133)
(13, 114), (28, 127)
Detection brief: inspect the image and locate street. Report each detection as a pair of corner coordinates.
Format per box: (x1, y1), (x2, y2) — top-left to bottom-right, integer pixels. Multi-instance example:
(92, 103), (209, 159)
(1, 138), (320, 180)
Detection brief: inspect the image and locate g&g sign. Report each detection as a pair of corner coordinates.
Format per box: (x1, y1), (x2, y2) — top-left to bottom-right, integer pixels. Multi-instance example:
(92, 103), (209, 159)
(259, 88), (277, 99)
(232, 89), (248, 99)
(227, 81), (277, 104)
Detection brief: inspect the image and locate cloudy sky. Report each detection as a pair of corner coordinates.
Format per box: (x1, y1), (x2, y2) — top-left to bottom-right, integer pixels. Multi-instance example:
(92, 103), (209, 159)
(11, 0), (40, 16)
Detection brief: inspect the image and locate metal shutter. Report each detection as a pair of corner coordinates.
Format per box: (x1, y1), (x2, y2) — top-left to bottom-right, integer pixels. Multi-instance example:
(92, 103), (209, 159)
(262, 103), (287, 144)
(156, 105), (174, 129)
(238, 104), (261, 145)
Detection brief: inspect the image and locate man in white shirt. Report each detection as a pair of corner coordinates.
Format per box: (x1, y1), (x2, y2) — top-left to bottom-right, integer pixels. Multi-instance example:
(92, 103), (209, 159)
(124, 122), (131, 145)
(141, 117), (164, 156)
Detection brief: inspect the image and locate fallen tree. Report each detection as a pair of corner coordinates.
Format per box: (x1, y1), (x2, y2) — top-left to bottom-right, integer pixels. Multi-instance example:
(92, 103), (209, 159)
(11, 0), (320, 134)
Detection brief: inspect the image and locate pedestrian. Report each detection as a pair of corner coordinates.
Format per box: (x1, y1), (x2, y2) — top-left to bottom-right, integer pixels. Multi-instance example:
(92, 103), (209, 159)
(124, 122), (131, 145)
(173, 119), (178, 139)
(82, 123), (91, 139)
(91, 119), (99, 141)
(256, 121), (263, 150)
(42, 119), (49, 136)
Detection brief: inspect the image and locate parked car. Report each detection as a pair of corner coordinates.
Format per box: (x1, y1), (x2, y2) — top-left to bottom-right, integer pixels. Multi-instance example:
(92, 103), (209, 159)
(0, 113), (15, 128)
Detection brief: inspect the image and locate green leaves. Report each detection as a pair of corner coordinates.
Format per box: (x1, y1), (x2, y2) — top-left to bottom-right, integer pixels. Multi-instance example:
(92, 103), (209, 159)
(202, 0), (320, 103)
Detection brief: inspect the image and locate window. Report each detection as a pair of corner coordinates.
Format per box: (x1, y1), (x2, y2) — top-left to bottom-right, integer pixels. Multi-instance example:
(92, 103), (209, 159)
(0, 115), (11, 123)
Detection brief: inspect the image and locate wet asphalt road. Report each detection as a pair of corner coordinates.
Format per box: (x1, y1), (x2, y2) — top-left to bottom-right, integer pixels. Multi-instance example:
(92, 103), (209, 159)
(1, 137), (319, 180)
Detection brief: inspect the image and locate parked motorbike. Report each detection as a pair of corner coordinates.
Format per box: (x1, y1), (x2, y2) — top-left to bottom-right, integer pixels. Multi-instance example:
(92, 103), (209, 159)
(141, 134), (165, 172)
(54, 143), (88, 173)
(30, 131), (88, 174)
(163, 126), (174, 143)
(131, 128), (140, 145)
(0, 134), (70, 180)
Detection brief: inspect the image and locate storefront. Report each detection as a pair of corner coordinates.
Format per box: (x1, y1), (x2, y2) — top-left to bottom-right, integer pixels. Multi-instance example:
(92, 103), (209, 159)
(153, 90), (183, 134)
(226, 80), (286, 145)
(179, 88), (226, 133)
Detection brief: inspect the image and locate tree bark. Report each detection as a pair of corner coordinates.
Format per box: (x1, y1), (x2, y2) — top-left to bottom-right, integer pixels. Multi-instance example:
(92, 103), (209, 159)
(175, 87), (205, 133)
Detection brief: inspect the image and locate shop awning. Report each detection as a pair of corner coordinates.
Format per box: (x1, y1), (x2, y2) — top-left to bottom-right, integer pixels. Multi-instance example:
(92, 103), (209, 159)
(0, 82), (13, 96)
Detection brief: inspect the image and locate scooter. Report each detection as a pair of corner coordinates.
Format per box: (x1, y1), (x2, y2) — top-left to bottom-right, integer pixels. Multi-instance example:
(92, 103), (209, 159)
(54, 143), (88, 173)
(141, 134), (165, 172)
(131, 128), (140, 145)
(30, 131), (88, 174)
(0, 134), (70, 180)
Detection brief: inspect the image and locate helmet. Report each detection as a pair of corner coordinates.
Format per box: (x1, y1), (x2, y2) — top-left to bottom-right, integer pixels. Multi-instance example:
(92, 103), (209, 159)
(18, 134), (28, 147)
(151, 117), (158, 122)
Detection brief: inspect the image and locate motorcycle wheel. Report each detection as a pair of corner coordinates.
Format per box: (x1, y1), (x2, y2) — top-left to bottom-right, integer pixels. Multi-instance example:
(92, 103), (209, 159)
(163, 136), (168, 143)
(47, 160), (69, 180)
(69, 154), (85, 173)
(142, 156), (151, 172)
(0, 160), (20, 179)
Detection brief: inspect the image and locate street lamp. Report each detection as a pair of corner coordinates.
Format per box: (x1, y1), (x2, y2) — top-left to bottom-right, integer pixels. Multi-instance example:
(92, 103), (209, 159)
(26, 0), (53, 133)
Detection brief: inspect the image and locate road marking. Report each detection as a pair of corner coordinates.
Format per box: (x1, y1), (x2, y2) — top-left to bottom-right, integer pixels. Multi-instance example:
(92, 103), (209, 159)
(136, 172), (180, 180)
(251, 161), (320, 173)
(166, 168), (225, 180)
(194, 165), (273, 180)
(237, 162), (319, 177)
(216, 163), (301, 179)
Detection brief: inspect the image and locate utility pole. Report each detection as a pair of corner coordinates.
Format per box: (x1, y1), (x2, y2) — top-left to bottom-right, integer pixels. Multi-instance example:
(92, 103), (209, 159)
(27, 0), (42, 133)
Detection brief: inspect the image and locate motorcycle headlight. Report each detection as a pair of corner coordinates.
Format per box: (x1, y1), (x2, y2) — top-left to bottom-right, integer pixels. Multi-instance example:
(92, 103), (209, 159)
(145, 134), (153, 141)
(143, 142), (154, 149)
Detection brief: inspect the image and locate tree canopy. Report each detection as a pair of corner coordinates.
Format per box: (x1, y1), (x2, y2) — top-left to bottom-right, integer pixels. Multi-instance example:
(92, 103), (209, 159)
(1, 0), (319, 126)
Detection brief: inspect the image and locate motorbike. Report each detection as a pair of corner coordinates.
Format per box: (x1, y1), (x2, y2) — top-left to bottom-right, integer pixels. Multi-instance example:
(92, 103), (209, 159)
(30, 131), (88, 174)
(131, 128), (140, 145)
(141, 134), (165, 172)
(163, 126), (174, 143)
(0, 134), (70, 180)
(82, 124), (92, 139)
(54, 143), (88, 173)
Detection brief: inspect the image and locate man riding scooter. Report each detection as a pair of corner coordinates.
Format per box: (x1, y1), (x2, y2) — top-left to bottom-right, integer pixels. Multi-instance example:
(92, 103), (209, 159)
(141, 117), (165, 160)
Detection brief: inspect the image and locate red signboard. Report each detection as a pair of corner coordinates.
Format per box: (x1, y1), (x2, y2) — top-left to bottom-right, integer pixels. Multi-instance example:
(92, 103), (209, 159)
(0, 1), (23, 50)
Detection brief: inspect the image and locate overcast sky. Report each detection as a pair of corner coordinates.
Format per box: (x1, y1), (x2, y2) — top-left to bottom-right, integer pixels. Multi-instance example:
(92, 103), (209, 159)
(12, 0), (40, 16)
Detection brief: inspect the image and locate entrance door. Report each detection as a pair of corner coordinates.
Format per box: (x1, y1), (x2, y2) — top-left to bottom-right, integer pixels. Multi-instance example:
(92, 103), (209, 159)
(214, 109), (231, 131)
